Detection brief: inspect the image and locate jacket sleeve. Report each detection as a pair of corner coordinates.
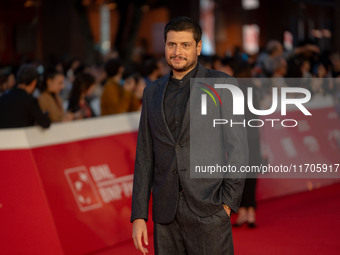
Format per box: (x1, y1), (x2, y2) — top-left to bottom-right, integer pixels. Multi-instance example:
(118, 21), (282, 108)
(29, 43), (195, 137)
(130, 87), (154, 222)
(220, 84), (248, 213)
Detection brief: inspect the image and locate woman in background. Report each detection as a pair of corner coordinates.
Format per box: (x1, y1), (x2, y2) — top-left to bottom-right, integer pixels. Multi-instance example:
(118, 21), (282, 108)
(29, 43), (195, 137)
(123, 73), (145, 108)
(68, 72), (96, 119)
(38, 69), (72, 122)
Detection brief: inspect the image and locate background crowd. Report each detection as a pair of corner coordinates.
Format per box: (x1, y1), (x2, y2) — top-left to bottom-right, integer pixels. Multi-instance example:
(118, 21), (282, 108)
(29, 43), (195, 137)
(1, 38), (340, 129)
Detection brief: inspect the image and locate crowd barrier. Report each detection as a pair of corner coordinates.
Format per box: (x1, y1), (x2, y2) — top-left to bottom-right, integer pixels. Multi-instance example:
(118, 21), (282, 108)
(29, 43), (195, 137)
(0, 112), (153, 255)
(1, 107), (339, 254)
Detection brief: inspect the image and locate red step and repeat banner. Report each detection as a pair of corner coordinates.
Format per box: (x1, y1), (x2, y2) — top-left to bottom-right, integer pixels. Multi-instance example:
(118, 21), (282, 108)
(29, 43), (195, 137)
(1, 107), (340, 254)
(0, 112), (153, 255)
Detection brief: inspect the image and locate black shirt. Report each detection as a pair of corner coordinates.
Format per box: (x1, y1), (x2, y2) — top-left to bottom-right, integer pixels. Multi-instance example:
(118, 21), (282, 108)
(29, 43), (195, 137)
(0, 87), (51, 129)
(164, 64), (198, 141)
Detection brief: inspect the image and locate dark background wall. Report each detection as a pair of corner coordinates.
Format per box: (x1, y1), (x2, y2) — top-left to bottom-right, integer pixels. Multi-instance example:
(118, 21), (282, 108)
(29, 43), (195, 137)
(0, 0), (338, 66)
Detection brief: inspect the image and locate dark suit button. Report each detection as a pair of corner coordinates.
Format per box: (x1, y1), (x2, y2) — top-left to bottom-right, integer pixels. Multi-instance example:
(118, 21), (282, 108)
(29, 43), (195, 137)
(173, 169), (177, 175)
(175, 145), (180, 149)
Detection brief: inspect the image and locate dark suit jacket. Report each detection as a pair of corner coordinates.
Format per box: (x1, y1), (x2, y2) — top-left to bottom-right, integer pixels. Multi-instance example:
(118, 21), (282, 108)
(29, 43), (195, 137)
(0, 88), (51, 129)
(131, 64), (248, 224)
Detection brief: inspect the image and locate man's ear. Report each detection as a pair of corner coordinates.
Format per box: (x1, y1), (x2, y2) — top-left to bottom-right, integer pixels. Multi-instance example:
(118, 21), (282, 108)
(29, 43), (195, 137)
(197, 40), (202, 56)
(27, 79), (37, 94)
(31, 79), (37, 89)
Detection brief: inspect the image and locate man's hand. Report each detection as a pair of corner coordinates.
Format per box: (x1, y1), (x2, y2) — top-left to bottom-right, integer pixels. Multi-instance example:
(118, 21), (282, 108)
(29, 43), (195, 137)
(132, 219), (149, 254)
(223, 204), (231, 217)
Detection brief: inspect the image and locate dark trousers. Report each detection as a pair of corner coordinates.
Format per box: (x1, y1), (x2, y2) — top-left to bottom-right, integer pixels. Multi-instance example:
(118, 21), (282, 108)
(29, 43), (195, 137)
(240, 178), (257, 208)
(154, 192), (234, 255)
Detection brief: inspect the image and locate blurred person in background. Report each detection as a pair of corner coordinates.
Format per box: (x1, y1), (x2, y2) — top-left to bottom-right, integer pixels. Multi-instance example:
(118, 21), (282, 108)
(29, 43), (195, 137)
(212, 55), (223, 70)
(198, 55), (214, 69)
(134, 75), (147, 104)
(157, 58), (171, 76)
(141, 58), (162, 86)
(0, 67), (16, 96)
(101, 58), (140, 115)
(123, 72), (146, 107)
(214, 56), (235, 76)
(61, 58), (82, 101)
(309, 61), (334, 97)
(38, 68), (73, 122)
(123, 73), (146, 106)
(301, 58), (312, 78)
(66, 58), (81, 84)
(261, 55), (289, 112)
(260, 40), (284, 77)
(271, 55), (288, 79)
(67, 72), (96, 119)
(331, 53), (340, 78)
(286, 56), (305, 78)
(0, 64), (51, 129)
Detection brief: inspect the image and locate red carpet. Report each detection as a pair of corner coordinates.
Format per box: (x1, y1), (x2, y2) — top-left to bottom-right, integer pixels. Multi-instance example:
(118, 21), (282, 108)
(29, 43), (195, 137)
(92, 183), (340, 255)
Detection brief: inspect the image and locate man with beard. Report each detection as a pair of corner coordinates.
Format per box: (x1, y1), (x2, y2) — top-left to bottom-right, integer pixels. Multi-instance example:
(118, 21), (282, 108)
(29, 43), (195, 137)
(131, 16), (248, 255)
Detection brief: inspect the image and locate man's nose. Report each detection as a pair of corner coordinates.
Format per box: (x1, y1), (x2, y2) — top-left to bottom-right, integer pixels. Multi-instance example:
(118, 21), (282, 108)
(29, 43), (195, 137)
(174, 46), (183, 55)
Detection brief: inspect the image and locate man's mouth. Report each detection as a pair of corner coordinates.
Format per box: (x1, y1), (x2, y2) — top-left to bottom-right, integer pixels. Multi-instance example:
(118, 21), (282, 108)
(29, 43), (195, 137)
(170, 56), (187, 61)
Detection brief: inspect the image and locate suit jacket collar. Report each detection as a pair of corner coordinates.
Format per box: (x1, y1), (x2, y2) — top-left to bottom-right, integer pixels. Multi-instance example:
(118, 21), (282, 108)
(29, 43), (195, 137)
(156, 73), (175, 143)
(193, 63), (211, 79)
(157, 63), (211, 143)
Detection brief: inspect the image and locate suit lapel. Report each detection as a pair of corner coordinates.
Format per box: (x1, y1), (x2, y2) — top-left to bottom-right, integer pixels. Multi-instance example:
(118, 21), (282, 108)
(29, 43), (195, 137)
(157, 74), (176, 143)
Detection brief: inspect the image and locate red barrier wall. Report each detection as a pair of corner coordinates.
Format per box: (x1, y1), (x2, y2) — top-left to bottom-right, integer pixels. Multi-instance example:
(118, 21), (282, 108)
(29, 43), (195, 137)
(0, 113), (154, 255)
(0, 149), (63, 254)
(1, 108), (339, 254)
(33, 132), (144, 254)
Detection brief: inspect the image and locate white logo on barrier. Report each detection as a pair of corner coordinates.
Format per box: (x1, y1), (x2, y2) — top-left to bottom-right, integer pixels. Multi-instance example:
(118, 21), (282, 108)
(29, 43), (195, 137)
(65, 164), (134, 212)
(65, 166), (103, 212)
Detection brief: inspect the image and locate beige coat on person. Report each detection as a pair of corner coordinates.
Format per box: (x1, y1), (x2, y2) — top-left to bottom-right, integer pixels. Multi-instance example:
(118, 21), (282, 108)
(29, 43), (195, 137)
(38, 91), (64, 122)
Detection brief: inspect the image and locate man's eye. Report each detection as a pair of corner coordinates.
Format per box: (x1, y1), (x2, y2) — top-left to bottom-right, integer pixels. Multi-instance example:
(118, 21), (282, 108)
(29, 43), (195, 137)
(184, 44), (190, 47)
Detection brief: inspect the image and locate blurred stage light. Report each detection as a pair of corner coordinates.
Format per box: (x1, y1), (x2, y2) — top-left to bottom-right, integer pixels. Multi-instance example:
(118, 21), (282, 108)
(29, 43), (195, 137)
(242, 0), (259, 10)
